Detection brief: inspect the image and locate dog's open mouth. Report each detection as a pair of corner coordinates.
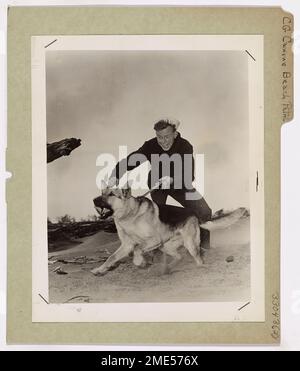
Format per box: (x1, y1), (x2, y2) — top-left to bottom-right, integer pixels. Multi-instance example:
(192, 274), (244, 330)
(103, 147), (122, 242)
(95, 206), (113, 219)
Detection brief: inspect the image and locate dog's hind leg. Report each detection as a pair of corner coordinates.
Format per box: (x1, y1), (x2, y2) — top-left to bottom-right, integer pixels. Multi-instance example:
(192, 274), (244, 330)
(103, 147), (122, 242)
(161, 238), (182, 274)
(182, 220), (204, 267)
(184, 238), (204, 266)
(91, 243), (134, 276)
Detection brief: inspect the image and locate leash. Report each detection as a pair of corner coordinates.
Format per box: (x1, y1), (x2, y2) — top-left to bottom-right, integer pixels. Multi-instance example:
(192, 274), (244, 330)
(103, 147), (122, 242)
(141, 176), (173, 198)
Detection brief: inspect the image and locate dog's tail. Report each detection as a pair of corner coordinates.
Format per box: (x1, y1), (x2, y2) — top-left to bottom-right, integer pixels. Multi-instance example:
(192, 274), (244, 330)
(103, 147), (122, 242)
(200, 208), (249, 231)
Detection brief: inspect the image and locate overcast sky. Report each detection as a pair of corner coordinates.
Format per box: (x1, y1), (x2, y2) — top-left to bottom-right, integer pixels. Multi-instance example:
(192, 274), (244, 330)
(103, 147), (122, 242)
(46, 50), (249, 221)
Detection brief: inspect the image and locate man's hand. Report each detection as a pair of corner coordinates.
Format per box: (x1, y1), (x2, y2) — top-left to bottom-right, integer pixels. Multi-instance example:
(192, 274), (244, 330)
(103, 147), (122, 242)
(158, 176), (173, 189)
(141, 176), (173, 197)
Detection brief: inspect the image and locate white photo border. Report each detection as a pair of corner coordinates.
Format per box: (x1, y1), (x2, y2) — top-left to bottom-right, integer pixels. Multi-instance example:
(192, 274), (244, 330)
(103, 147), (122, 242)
(32, 35), (264, 323)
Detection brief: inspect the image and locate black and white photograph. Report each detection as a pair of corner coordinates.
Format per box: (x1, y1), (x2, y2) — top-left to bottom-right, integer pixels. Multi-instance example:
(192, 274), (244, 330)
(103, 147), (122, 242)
(32, 35), (264, 322)
(4, 3), (298, 349)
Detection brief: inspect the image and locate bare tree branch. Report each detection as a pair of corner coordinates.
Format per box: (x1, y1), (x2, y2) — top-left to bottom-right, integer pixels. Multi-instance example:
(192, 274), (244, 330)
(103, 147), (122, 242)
(47, 138), (81, 163)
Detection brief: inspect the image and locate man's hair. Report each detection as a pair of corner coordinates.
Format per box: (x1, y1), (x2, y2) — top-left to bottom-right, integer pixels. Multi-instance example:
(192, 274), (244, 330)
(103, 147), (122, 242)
(154, 119), (177, 132)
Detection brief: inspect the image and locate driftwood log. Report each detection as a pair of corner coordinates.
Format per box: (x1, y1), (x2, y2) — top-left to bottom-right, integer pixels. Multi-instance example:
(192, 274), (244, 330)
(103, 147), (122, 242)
(47, 138), (81, 163)
(48, 219), (117, 251)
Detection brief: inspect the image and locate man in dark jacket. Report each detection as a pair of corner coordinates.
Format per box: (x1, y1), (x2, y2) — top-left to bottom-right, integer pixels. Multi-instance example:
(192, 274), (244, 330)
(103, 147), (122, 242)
(110, 118), (212, 248)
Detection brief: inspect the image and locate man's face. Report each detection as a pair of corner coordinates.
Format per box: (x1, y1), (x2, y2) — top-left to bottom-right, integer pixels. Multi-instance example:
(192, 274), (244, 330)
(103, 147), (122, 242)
(156, 126), (176, 151)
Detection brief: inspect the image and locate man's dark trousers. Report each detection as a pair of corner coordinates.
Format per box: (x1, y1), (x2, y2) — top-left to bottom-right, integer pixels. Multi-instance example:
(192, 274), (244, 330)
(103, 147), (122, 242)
(151, 189), (212, 249)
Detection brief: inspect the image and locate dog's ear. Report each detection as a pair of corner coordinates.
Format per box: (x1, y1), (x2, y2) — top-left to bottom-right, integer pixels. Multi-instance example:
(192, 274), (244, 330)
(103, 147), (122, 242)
(122, 184), (131, 199)
(101, 180), (108, 191)
(125, 180), (132, 190)
(108, 176), (118, 188)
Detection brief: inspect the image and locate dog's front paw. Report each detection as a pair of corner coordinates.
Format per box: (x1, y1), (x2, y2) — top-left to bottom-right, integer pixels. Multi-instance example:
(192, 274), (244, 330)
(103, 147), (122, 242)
(91, 267), (108, 276)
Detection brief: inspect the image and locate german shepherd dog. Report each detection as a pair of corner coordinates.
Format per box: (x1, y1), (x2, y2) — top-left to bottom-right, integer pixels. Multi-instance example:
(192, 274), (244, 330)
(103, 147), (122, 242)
(91, 183), (245, 276)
